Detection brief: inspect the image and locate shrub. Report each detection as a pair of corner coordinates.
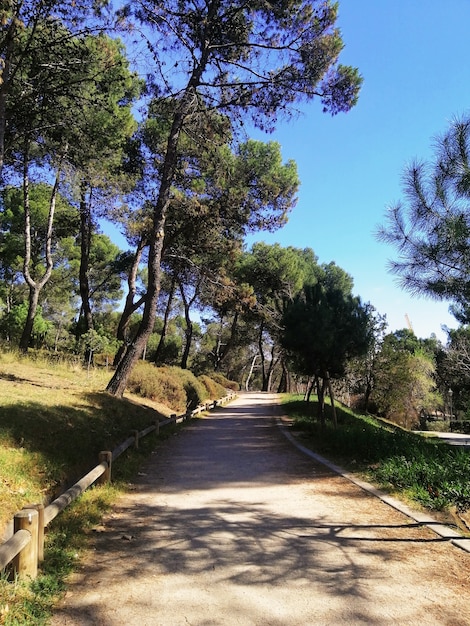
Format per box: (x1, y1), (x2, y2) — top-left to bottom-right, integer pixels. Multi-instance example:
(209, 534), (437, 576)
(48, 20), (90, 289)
(127, 361), (187, 412)
(198, 374), (227, 400)
(210, 372), (240, 391)
(166, 367), (209, 410)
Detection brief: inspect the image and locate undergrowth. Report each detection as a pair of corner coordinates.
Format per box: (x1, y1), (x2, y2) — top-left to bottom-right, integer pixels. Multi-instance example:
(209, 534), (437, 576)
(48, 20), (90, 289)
(282, 395), (470, 513)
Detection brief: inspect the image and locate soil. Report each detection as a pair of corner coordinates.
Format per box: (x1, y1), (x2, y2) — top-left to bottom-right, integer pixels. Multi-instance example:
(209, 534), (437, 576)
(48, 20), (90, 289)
(51, 393), (470, 625)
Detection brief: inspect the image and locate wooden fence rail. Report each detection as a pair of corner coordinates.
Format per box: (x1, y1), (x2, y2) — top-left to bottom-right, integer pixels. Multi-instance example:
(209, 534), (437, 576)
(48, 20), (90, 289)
(0, 392), (235, 580)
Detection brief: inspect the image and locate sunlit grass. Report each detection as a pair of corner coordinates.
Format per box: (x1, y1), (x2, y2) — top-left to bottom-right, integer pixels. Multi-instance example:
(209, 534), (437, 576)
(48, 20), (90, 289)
(281, 394), (470, 515)
(0, 350), (175, 624)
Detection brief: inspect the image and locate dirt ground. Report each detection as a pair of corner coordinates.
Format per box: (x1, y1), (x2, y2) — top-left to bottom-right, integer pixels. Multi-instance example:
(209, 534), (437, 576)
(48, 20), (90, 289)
(51, 393), (470, 625)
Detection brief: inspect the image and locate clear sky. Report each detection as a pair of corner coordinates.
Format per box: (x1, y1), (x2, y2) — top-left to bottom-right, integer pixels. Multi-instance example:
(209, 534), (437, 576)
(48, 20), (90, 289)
(245, 0), (470, 343)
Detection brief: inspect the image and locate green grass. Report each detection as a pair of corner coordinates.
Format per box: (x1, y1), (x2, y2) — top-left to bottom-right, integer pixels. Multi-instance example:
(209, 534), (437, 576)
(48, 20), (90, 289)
(282, 395), (470, 514)
(0, 351), (182, 625)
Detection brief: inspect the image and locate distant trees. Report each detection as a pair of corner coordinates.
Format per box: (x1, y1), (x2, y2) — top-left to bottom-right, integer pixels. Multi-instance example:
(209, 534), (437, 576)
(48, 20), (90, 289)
(371, 331), (439, 429)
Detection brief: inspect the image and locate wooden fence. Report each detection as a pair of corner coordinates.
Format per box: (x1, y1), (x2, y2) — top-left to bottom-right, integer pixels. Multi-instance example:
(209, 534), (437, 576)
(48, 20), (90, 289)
(0, 393), (235, 580)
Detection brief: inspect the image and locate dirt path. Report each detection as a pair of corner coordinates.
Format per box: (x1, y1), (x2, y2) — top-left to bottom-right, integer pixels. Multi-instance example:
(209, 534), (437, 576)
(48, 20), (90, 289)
(51, 392), (470, 625)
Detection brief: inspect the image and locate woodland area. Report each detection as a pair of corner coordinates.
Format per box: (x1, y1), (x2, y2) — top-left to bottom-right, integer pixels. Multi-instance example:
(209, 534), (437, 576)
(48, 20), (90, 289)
(2, 1), (470, 431)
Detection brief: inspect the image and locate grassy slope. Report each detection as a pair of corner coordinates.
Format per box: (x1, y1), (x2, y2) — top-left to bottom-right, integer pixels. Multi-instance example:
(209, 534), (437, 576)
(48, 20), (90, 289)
(0, 353), (176, 533)
(281, 395), (470, 528)
(0, 352), (181, 624)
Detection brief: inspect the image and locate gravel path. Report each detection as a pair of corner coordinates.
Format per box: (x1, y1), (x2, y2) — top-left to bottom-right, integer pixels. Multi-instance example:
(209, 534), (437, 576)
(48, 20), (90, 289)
(51, 392), (470, 625)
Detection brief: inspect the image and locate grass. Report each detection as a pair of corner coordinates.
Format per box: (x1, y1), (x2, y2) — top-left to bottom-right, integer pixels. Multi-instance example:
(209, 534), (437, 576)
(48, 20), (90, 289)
(281, 395), (470, 515)
(0, 350), (180, 625)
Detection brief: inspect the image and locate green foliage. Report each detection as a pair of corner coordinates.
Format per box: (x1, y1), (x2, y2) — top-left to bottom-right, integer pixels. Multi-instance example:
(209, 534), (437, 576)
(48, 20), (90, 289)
(371, 333), (440, 429)
(210, 373), (240, 392)
(166, 367), (209, 410)
(283, 396), (470, 513)
(198, 375), (227, 400)
(377, 115), (470, 311)
(0, 303), (52, 345)
(127, 361), (187, 412)
(282, 274), (372, 379)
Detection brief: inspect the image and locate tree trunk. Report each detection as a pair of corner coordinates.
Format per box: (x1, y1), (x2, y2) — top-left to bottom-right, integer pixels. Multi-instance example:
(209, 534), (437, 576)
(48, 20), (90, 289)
(19, 149), (60, 352)
(316, 376), (326, 429)
(78, 181), (94, 333)
(19, 286), (40, 351)
(180, 320), (193, 369)
(0, 18), (15, 179)
(114, 239), (146, 367)
(277, 359), (290, 393)
(258, 322), (268, 391)
(154, 275), (176, 365)
(326, 371), (337, 428)
(107, 219), (165, 396)
(306, 377), (315, 403)
(106, 52), (210, 396)
(179, 276), (199, 370)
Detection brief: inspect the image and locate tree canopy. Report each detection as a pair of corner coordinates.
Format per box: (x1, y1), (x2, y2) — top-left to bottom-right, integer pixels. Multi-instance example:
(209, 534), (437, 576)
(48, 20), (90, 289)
(106, 0), (362, 396)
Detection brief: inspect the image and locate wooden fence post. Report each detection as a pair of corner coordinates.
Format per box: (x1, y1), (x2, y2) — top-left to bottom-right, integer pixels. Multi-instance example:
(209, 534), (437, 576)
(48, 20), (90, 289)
(24, 503), (45, 562)
(132, 430), (139, 449)
(155, 419), (160, 435)
(12, 509), (38, 579)
(98, 451), (112, 484)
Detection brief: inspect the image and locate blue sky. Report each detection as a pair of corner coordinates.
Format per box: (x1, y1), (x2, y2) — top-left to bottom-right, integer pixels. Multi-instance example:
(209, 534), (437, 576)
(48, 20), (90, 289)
(245, 1), (470, 342)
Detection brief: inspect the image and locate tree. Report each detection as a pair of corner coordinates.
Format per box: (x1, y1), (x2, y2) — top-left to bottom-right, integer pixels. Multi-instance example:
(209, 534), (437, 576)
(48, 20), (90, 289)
(282, 265), (371, 426)
(61, 35), (141, 336)
(377, 115), (470, 316)
(237, 244), (318, 391)
(372, 332), (439, 429)
(106, 0), (362, 396)
(342, 305), (387, 411)
(0, 183), (78, 349)
(3, 23), (140, 351)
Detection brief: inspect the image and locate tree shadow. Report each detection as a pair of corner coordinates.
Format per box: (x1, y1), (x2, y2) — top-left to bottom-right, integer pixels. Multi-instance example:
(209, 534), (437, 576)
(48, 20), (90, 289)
(52, 397), (470, 625)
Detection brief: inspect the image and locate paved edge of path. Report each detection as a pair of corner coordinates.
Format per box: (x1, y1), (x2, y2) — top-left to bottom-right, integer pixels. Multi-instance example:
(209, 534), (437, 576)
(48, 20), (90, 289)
(275, 416), (470, 554)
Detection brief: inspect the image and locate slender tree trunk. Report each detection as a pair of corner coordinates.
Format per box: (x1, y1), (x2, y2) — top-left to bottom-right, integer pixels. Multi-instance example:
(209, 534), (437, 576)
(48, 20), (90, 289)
(306, 377), (315, 403)
(178, 277), (199, 370)
(245, 354), (258, 391)
(106, 51), (210, 396)
(154, 275), (176, 364)
(316, 376), (327, 429)
(20, 286), (40, 351)
(326, 371), (337, 428)
(277, 358), (289, 393)
(213, 311), (239, 371)
(78, 180), (94, 333)
(106, 231), (163, 396)
(180, 320), (193, 370)
(114, 239), (146, 367)
(0, 18), (16, 179)
(19, 151), (60, 351)
(258, 321), (268, 391)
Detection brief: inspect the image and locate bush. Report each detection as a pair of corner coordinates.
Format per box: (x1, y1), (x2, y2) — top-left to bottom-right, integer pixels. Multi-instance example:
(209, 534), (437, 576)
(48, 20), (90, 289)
(127, 364), (235, 413)
(127, 361), (187, 412)
(210, 372), (240, 391)
(198, 374), (227, 400)
(166, 367), (209, 410)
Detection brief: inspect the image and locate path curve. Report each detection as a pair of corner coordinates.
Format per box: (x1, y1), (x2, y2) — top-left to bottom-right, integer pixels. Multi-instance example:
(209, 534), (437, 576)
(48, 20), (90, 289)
(51, 392), (470, 625)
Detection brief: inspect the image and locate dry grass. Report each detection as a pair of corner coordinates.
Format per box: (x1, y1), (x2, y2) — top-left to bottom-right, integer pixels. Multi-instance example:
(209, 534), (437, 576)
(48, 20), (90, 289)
(0, 352), (172, 535)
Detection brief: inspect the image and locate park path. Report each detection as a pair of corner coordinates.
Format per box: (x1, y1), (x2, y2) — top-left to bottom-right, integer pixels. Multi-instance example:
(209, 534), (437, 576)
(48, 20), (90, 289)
(51, 392), (470, 625)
